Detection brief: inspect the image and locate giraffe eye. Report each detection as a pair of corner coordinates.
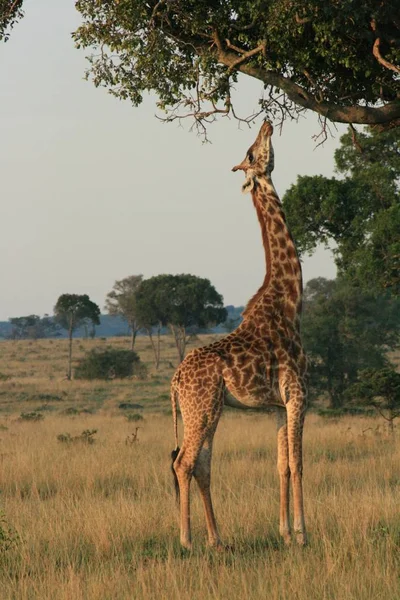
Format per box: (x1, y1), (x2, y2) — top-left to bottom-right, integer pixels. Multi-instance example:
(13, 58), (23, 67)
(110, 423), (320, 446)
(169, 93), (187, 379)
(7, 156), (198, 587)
(248, 152), (254, 163)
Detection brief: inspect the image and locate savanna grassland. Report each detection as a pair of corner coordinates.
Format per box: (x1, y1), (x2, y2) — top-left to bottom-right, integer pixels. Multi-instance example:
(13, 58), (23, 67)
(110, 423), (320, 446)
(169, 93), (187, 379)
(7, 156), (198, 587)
(0, 335), (399, 600)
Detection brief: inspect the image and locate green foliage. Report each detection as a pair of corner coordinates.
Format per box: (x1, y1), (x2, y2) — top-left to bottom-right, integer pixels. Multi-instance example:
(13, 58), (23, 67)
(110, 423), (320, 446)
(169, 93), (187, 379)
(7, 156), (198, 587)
(74, 1), (400, 133)
(136, 274), (227, 361)
(8, 314), (60, 340)
(302, 277), (400, 408)
(125, 413), (144, 422)
(19, 411), (44, 422)
(347, 368), (400, 431)
(54, 294), (101, 335)
(0, 0), (24, 42)
(0, 511), (18, 553)
(283, 127), (400, 293)
(105, 275), (143, 350)
(57, 429), (97, 444)
(74, 348), (146, 380)
(54, 293), (101, 379)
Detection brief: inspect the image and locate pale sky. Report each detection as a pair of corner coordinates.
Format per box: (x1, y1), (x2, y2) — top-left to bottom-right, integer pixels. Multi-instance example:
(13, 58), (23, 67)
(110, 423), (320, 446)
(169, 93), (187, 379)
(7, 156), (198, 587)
(0, 0), (340, 321)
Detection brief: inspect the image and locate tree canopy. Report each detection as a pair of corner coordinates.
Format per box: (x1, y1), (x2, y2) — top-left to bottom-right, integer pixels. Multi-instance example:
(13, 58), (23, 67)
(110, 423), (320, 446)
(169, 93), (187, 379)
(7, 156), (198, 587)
(302, 277), (400, 408)
(0, 0), (23, 42)
(74, 0), (400, 136)
(347, 367), (400, 433)
(283, 126), (400, 293)
(135, 274), (227, 362)
(105, 275), (143, 350)
(54, 294), (101, 379)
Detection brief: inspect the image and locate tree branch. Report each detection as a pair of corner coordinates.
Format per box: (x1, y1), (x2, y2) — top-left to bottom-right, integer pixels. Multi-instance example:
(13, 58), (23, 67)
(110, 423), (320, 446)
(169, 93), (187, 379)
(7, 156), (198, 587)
(214, 44), (400, 128)
(371, 19), (400, 75)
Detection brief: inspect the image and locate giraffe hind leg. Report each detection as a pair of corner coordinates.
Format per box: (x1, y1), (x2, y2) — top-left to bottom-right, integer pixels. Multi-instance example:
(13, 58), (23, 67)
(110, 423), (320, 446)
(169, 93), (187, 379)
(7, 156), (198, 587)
(193, 434), (222, 548)
(171, 447), (180, 504)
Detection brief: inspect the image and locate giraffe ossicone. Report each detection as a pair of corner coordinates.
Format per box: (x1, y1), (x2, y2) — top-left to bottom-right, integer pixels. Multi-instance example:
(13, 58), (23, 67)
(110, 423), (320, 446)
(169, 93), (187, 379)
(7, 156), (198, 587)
(171, 121), (308, 550)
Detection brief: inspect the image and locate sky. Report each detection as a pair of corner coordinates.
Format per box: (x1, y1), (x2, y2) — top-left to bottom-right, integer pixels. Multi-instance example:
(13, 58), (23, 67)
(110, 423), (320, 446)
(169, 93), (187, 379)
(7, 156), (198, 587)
(0, 0), (341, 321)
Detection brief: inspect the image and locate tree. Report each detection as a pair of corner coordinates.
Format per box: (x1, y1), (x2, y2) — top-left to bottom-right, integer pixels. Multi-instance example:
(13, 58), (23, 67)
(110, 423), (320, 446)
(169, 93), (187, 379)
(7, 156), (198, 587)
(302, 277), (400, 408)
(8, 314), (60, 340)
(54, 294), (101, 380)
(1, 0), (24, 42)
(347, 368), (400, 434)
(283, 127), (400, 294)
(74, 1), (400, 137)
(136, 274), (227, 363)
(105, 275), (143, 350)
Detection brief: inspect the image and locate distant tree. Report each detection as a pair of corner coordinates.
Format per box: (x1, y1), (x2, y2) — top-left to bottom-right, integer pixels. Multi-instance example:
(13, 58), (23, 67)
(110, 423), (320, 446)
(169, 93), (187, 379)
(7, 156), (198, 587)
(0, 0), (24, 42)
(9, 314), (60, 340)
(283, 127), (400, 293)
(136, 274), (227, 363)
(302, 277), (400, 408)
(54, 294), (101, 380)
(105, 275), (143, 350)
(347, 368), (400, 434)
(135, 279), (165, 369)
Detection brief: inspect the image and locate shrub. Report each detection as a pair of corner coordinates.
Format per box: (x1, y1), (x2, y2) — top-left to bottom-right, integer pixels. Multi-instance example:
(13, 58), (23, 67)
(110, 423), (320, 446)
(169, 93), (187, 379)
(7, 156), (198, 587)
(118, 402), (144, 410)
(57, 429), (97, 444)
(125, 413), (144, 422)
(19, 412), (44, 422)
(74, 348), (147, 380)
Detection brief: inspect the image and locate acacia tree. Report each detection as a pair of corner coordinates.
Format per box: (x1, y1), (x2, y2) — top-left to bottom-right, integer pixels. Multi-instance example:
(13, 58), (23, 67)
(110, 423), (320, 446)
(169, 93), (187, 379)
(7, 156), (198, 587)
(135, 278), (168, 369)
(105, 275), (143, 350)
(347, 368), (400, 434)
(283, 127), (400, 293)
(136, 274), (227, 364)
(54, 294), (101, 380)
(0, 0), (24, 42)
(74, 1), (400, 137)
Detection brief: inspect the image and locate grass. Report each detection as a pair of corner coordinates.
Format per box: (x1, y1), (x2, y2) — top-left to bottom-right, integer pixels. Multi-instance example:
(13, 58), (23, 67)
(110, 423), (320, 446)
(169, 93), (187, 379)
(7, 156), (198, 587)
(0, 335), (399, 599)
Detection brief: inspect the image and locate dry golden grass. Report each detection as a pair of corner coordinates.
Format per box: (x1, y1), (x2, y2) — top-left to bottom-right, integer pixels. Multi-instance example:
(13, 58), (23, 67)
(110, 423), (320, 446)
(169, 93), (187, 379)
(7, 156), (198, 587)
(0, 336), (399, 599)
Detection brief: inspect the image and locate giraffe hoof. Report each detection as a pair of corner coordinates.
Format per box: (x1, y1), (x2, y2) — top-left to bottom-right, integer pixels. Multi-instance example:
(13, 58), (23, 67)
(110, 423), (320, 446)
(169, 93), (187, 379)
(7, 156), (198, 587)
(181, 541), (193, 551)
(295, 532), (307, 546)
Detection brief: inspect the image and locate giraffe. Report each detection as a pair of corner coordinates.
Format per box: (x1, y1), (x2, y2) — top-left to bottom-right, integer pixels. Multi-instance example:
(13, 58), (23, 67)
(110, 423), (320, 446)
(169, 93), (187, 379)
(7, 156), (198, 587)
(170, 121), (307, 550)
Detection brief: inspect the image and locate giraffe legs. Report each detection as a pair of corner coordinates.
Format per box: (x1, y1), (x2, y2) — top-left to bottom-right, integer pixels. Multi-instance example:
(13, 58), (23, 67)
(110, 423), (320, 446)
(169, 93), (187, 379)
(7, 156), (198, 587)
(173, 390), (223, 550)
(276, 407), (291, 545)
(193, 436), (222, 548)
(286, 398), (307, 546)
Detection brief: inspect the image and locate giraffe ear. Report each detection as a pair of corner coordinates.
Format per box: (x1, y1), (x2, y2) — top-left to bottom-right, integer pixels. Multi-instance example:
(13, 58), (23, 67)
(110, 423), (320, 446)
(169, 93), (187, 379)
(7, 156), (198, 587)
(242, 172), (255, 194)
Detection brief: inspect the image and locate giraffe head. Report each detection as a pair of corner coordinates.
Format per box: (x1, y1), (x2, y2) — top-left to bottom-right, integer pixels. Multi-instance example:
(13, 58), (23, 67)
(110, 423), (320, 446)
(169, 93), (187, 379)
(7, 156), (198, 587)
(232, 121), (274, 193)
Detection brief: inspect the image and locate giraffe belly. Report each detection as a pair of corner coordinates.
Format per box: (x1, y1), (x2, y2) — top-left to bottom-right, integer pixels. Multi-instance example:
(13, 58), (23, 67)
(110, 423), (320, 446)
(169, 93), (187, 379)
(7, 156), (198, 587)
(224, 386), (283, 410)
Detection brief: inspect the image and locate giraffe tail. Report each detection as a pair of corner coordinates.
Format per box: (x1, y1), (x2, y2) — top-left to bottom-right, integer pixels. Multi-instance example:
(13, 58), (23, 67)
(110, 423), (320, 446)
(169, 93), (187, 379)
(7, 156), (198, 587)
(170, 380), (180, 504)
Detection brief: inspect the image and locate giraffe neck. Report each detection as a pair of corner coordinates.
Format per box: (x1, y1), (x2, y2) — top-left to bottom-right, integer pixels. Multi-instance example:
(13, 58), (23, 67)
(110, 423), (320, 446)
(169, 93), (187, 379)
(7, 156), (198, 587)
(243, 178), (303, 324)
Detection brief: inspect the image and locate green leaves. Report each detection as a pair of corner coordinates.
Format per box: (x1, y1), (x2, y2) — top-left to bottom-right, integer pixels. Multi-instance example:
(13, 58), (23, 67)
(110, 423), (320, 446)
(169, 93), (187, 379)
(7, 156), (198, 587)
(0, 0), (24, 42)
(283, 126), (400, 293)
(302, 277), (400, 408)
(54, 294), (101, 333)
(74, 0), (400, 130)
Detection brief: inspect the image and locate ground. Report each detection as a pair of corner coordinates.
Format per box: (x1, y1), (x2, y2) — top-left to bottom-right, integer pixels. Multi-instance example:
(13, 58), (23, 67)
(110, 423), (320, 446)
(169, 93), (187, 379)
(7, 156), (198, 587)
(0, 335), (399, 599)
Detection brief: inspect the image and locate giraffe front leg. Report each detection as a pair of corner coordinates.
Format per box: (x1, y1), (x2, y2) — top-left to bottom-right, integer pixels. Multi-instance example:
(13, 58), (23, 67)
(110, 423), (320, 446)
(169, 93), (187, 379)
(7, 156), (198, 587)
(276, 407), (291, 545)
(287, 400), (307, 546)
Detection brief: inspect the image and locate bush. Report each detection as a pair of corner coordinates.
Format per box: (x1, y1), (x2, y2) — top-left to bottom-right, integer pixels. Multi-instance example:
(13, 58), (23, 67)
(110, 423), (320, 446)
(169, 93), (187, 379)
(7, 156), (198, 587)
(74, 348), (147, 380)
(19, 412), (44, 422)
(125, 413), (144, 422)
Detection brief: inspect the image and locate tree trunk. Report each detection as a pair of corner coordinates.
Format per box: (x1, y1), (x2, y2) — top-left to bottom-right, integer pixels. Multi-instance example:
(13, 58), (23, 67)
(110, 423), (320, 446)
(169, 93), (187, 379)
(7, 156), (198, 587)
(147, 326), (161, 369)
(130, 329), (136, 351)
(68, 327), (73, 380)
(170, 324), (187, 363)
